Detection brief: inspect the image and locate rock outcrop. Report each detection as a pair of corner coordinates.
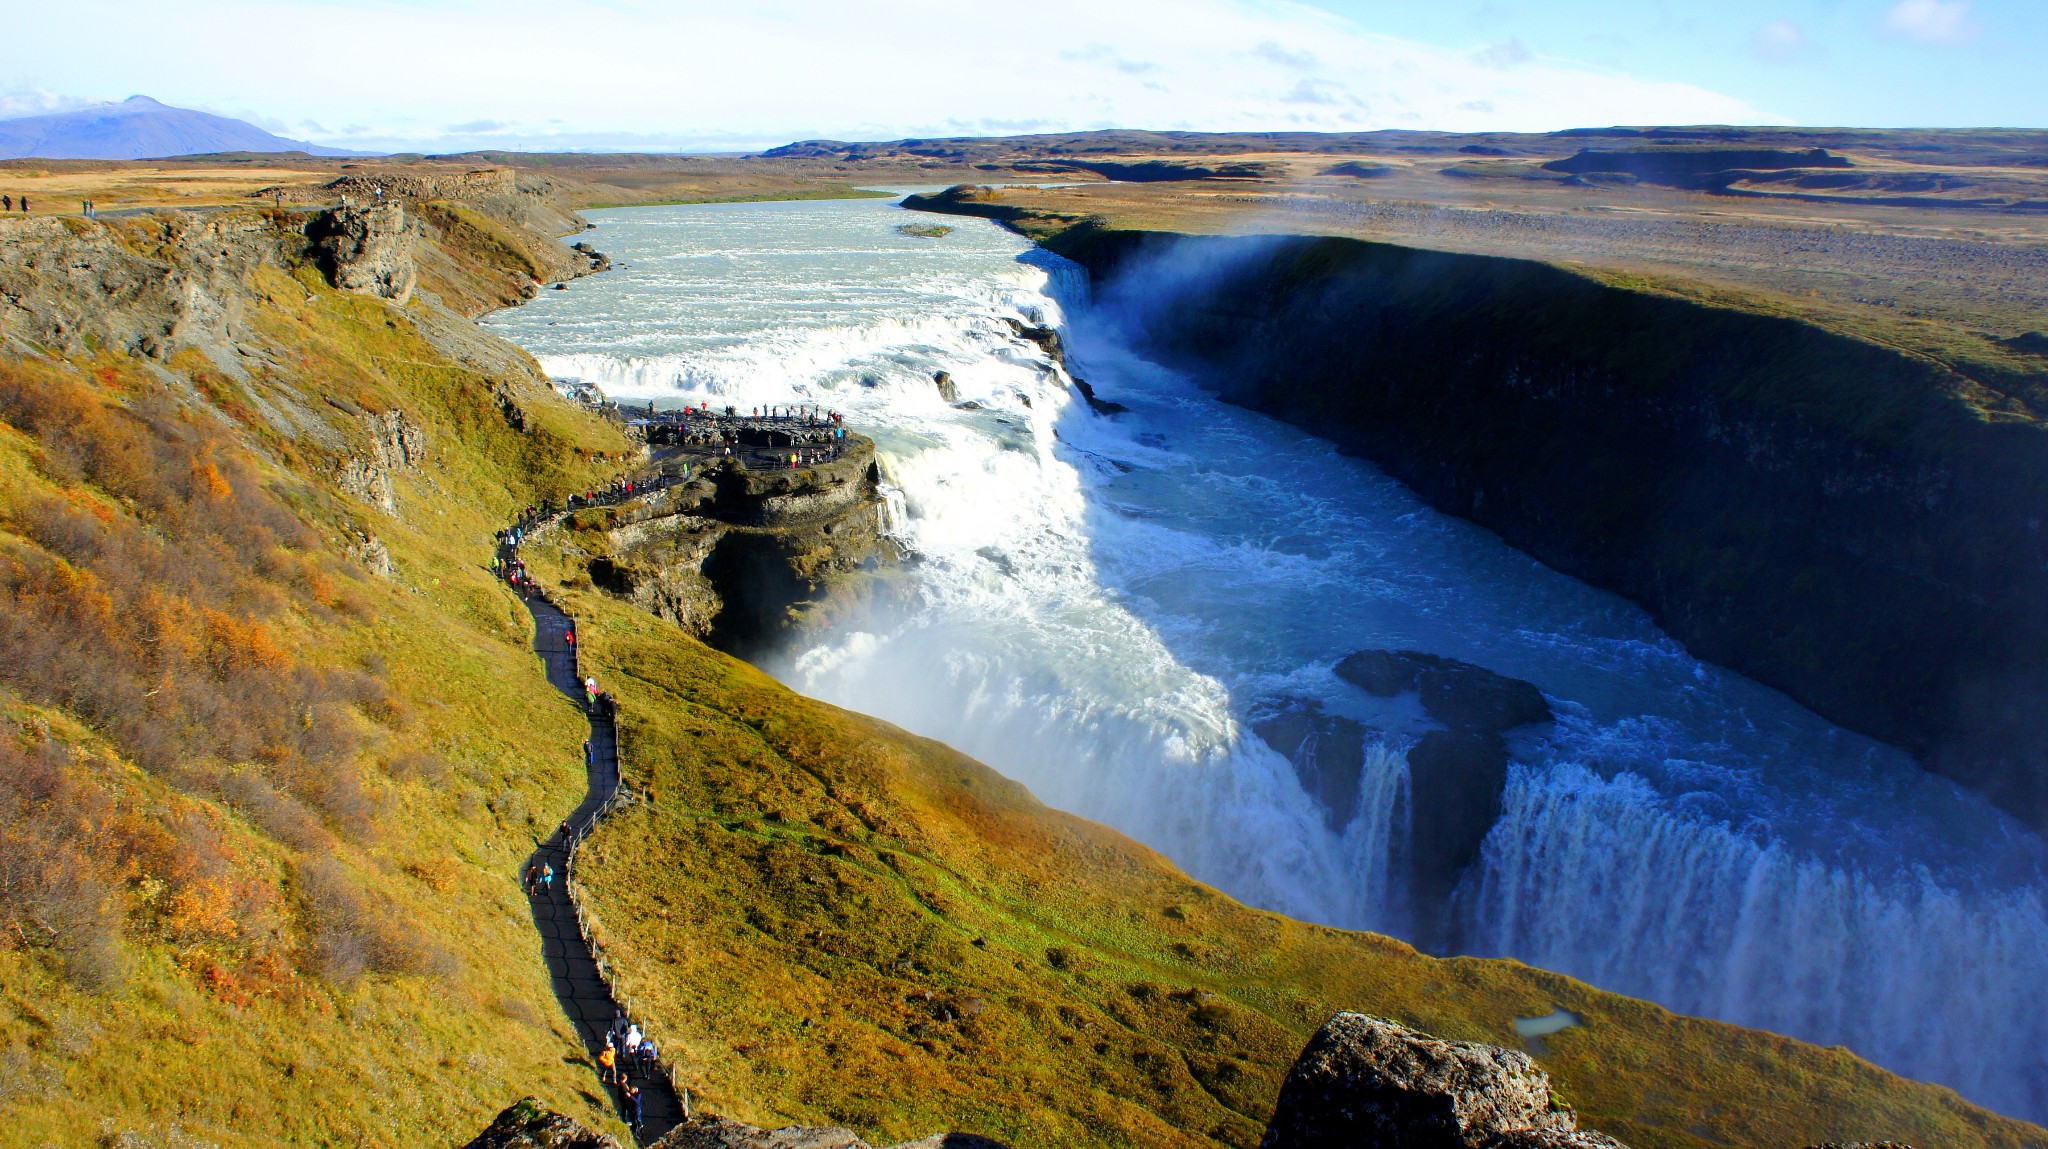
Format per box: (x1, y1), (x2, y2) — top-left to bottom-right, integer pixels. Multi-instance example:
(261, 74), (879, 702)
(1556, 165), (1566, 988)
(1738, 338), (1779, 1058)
(336, 407), (426, 513)
(461, 1104), (1006, 1149)
(1329, 651), (1550, 942)
(1260, 1014), (1626, 1149)
(465, 1098), (623, 1149)
(312, 201), (419, 304)
(651, 1115), (1007, 1149)
(1251, 697), (1369, 831)
(569, 439), (897, 659)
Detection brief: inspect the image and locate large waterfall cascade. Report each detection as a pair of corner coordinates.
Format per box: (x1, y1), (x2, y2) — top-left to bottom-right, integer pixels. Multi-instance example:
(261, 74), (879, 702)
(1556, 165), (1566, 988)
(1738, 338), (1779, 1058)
(486, 195), (2048, 1123)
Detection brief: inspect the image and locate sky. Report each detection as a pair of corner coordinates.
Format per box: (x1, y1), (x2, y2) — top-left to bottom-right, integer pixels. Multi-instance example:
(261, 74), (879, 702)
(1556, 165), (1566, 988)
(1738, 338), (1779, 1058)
(1, 0), (2043, 152)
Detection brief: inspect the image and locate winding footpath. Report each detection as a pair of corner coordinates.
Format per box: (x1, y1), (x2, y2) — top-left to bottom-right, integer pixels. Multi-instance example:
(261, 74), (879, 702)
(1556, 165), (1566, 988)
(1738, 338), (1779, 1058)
(499, 500), (688, 1144)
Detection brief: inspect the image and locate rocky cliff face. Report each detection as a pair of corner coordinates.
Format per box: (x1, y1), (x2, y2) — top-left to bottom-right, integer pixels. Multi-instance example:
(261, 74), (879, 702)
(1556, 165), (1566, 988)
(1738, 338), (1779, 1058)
(335, 407), (427, 513)
(567, 442), (896, 659)
(312, 200), (420, 304)
(1260, 1014), (1625, 1149)
(1047, 226), (2048, 835)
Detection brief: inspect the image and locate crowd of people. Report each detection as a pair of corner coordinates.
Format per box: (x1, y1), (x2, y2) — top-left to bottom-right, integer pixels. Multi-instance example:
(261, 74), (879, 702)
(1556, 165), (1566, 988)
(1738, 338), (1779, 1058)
(641, 401), (851, 468)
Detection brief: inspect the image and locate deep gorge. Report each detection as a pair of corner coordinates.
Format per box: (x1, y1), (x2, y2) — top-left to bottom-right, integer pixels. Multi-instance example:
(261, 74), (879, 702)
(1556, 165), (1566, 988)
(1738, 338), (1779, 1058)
(1034, 222), (2048, 838)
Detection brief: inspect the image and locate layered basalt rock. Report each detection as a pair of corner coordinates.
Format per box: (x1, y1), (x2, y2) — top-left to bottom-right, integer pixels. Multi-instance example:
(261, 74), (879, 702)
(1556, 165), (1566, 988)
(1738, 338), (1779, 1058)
(573, 439), (897, 659)
(1260, 1014), (1627, 1149)
(311, 200), (419, 304)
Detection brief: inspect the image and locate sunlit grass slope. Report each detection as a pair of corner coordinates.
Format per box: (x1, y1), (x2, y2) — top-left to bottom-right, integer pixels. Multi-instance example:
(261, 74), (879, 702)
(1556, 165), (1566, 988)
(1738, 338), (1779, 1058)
(521, 535), (2048, 1149)
(0, 209), (637, 1146)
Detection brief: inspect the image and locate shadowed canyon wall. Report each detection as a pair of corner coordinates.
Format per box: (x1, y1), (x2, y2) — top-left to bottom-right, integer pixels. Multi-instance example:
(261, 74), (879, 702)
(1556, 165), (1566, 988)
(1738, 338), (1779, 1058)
(1041, 224), (2048, 833)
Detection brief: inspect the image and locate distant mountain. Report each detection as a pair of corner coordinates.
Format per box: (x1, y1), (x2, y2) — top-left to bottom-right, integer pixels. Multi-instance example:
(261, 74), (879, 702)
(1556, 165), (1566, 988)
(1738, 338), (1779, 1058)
(0, 95), (360, 160)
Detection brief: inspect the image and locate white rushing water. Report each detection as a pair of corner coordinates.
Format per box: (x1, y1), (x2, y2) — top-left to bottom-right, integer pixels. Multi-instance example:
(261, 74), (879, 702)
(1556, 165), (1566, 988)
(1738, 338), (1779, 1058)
(488, 196), (2048, 1122)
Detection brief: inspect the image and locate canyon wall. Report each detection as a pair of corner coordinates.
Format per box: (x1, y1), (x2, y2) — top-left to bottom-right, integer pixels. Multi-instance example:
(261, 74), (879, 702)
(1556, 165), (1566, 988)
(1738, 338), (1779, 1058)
(1043, 225), (2048, 833)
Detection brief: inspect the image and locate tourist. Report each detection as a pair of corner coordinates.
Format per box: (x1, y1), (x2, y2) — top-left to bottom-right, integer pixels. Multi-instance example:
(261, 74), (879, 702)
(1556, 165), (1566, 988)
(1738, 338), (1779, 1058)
(542, 862), (555, 893)
(2, 195), (9, 211)
(624, 1023), (642, 1061)
(638, 1037), (659, 1076)
(18, 196), (27, 212)
(584, 675), (599, 709)
(623, 1083), (643, 1131)
(598, 1040), (618, 1085)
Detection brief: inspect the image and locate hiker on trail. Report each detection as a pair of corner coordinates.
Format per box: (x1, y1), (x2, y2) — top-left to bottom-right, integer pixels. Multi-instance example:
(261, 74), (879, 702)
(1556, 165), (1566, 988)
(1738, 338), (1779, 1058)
(584, 676), (599, 710)
(558, 819), (571, 842)
(624, 1023), (642, 1062)
(623, 1083), (643, 1131)
(541, 862), (554, 893)
(524, 864), (539, 896)
(18, 196), (27, 212)
(2, 196), (10, 211)
(638, 1037), (658, 1075)
(598, 1041), (618, 1085)
(584, 740), (594, 768)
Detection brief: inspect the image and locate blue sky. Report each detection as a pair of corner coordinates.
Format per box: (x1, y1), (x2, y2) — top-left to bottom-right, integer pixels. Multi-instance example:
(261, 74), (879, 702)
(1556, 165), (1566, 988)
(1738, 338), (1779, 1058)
(1320, 0), (2048, 128)
(1, 0), (2041, 151)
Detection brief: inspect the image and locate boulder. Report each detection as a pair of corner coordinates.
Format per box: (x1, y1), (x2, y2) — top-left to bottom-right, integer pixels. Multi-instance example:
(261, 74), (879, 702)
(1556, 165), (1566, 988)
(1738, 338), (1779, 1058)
(464, 1098), (623, 1149)
(1260, 1014), (1624, 1149)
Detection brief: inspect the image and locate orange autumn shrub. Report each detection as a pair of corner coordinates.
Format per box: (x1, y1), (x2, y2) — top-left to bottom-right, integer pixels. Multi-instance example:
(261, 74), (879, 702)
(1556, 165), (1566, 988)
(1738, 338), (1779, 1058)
(0, 358), (407, 990)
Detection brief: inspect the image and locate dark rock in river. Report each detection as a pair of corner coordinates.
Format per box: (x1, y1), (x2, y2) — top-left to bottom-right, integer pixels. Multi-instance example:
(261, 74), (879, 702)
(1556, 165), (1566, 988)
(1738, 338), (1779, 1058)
(1335, 650), (1550, 733)
(1260, 1013), (1627, 1149)
(933, 370), (960, 403)
(1407, 730), (1510, 921)
(1332, 650), (1549, 945)
(1253, 697), (1369, 831)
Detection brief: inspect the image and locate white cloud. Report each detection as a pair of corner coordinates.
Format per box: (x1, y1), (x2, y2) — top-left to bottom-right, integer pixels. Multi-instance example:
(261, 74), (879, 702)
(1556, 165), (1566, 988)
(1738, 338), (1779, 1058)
(0, 0), (1780, 151)
(1882, 0), (1979, 44)
(1752, 19), (1811, 62)
(1471, 40), (1534, 70)
(0, 88), (84, 119)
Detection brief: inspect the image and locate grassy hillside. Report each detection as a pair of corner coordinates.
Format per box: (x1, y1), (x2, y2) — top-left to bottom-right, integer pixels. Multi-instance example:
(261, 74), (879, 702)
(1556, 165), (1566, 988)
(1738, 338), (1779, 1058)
(0, 208), (637, 1146)
(518, 532), (2048, 1149)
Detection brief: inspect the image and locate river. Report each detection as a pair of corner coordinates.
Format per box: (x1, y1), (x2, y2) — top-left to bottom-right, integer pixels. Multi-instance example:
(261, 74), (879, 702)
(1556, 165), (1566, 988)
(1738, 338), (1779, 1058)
(485, 194), (2048, 1123)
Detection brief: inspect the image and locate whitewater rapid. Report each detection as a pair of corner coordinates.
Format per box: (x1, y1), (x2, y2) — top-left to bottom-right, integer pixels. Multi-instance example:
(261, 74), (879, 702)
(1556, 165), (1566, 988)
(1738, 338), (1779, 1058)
(486, 195), (2048, 1122)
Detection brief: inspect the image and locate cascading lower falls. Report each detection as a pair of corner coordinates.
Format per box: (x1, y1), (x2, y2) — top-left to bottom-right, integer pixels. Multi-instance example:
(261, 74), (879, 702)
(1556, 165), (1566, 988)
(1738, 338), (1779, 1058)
(488, 195), (2048, 1123)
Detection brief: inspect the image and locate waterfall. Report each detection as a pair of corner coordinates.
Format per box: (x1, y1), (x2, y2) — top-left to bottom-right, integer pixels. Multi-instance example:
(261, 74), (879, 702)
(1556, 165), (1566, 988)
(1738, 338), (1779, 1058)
(487, 196), (2048, 1123)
